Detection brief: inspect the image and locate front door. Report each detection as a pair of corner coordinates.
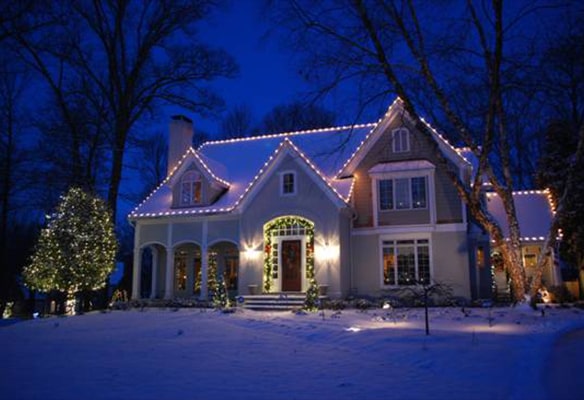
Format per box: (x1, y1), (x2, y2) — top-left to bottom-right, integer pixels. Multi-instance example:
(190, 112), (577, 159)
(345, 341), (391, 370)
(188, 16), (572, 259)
(281, 240), (301, 292)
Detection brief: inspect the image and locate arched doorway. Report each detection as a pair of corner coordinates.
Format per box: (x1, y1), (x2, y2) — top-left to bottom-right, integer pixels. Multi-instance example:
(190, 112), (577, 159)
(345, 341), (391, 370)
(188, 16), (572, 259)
(209, 241), (240, 296)
(263, 216), (315, 293)
(139, 244), (166, 299)
(173, 243), (201, 298)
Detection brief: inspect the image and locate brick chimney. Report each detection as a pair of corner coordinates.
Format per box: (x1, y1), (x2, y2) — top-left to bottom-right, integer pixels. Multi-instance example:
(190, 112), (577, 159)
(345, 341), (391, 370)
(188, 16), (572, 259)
(168, 115), (193, 175)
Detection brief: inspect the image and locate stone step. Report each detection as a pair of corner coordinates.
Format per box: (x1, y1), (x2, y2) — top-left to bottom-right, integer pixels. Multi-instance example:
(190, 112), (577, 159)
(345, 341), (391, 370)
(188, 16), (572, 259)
(239, 293), (327, 311)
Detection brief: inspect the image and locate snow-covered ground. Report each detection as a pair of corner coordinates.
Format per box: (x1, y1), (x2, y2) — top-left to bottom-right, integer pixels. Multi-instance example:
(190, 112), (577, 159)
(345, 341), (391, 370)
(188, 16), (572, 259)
(1, 305), (583, 400)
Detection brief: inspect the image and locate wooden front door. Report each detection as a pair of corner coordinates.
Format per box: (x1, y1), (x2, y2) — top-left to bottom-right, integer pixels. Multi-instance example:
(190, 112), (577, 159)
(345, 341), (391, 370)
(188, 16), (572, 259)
(281, 240), (302, 292)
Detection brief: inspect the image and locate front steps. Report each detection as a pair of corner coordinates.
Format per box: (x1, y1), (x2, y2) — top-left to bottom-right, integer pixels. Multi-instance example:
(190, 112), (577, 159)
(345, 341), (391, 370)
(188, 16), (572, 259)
(239, 293), (327, 311)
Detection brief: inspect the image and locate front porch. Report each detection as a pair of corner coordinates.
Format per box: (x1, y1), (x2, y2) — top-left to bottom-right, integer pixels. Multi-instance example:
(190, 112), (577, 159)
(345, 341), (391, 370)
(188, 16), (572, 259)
(132, 240), (239, 301)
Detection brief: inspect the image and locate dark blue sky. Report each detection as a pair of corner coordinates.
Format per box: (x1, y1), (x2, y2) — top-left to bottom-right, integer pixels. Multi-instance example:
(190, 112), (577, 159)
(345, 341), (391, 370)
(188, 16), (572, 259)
(169, 2), (311, 136)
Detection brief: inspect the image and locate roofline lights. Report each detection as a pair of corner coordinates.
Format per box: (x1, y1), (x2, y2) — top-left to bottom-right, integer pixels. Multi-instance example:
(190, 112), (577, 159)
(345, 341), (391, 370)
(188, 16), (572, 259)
(129, 147), (231, 219)
(485, 188), (556, 214)
(198, 123), (377, 151)
(283, 138), (353, 204)
(334, 98), (401, 177)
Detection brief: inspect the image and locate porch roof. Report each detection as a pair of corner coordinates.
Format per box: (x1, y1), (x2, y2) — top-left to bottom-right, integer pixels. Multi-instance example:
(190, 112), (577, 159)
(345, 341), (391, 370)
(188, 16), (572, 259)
(486, 190), (555, 241)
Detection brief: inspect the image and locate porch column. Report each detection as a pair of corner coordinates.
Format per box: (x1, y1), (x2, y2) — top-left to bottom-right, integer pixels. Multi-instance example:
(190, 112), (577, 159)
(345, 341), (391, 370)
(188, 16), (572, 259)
(150, 247), (158, 299)
(164, 223), (174, 300)
(131, 247), (141, 299)
(164, 247), (174, 299)
(200, 220), (209, 300)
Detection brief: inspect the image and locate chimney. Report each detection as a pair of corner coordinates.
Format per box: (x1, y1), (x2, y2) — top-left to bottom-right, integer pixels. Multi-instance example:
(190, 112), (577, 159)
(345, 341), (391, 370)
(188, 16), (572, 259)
(168, 115), (193, 175)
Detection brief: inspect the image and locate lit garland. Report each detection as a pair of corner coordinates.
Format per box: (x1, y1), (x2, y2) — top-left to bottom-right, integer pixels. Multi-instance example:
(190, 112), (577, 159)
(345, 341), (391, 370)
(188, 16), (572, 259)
(262, 216), (315, 293)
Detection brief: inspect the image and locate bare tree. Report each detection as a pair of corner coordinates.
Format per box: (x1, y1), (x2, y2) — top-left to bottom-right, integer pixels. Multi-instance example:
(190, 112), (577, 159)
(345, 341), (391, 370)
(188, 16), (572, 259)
(128, 130), (168, 204)
(260, 101), (336, 133)
(220, 103), (256, 138)
(10, 0), (238, 221)
(0, 58), (33, 315)
(269, 0), (579, 301)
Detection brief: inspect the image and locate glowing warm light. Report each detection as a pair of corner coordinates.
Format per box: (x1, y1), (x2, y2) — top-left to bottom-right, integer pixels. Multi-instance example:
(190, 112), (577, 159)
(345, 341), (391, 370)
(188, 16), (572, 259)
(316, 243), (339, 263)
(243, 245), (262, 261)
(198, 123), (376, 150)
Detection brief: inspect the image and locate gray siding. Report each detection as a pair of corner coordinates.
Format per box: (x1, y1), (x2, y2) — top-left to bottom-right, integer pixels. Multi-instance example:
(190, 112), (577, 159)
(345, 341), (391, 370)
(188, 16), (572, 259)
(352, 120), (463, 227)
(208, 219), (239, 245)
(140, 223), (167, 246)
(431, 231), (471, 297)
(351, 234), (380, 295)
(239, 153), (348, 296)
(351, 231), (471, 299)
(173, 221), (203, 246)
(435, 168), (463, 223)
(378, 209), (430, 225)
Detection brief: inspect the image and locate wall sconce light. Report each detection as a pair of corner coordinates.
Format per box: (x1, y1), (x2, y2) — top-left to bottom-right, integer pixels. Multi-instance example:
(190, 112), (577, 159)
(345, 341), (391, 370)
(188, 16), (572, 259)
(243, 245), (261, 261)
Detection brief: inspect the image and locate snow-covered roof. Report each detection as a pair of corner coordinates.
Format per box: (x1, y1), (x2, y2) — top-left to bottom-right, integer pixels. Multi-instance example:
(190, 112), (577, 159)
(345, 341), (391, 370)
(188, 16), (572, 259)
(129, 124), (374, 219)
(486, 190), (556, 241)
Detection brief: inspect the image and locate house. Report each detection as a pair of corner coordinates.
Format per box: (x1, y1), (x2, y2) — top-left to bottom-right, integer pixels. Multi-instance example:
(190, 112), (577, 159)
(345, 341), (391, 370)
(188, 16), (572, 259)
(128, 98), (560, 302)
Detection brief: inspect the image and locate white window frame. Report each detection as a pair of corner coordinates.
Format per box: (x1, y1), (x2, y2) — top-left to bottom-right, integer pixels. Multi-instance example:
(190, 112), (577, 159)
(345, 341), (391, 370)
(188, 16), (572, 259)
(370, 165), (436, 227)
(379, 235), (432, 288)
(270, 233), (307, 292)
(280, 171), (297, 196)
(377, 176), (428, 212)
(180, 171), (202, 206)
(392, 127), (410, 153)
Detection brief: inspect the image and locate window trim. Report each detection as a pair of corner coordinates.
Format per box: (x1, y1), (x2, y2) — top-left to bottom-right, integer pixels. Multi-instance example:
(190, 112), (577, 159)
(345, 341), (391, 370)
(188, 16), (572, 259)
(380, 236), (432, 288)
(180, 170), (202, 206)
(280, 170), (297, 196)
(392, 127), (410, 153)
(369, 162), (437, 227)
(377, 176), (428, 212)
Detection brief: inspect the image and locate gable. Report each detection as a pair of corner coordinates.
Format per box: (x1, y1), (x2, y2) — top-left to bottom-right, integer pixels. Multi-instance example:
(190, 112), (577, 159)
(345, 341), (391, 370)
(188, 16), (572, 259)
(235, 139), (349, 213)
(170, 163), (225, 208)
(338, 98), (469, 178)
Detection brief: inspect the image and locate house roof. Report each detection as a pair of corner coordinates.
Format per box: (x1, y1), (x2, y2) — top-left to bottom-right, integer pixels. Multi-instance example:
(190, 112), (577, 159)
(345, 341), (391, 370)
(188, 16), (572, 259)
(129, 98), (476, 220)
(486, 190), (556, 241)
(129, 124), (373, 219)
(337, 98), (470, 178)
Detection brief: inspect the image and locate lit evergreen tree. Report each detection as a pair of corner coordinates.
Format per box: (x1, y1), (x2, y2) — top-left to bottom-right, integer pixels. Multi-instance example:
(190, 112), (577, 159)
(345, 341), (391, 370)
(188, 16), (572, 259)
(23, 188), (117, 307)
(303, 277), (320, 312)
(212, 275), (230, 310)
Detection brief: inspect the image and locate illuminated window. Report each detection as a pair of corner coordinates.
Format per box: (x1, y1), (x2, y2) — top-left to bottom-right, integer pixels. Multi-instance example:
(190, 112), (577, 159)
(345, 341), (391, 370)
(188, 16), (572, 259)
(392, 128), (410, 153)
(180, 171), (202, 206)
(476, 246), (485, 269)
(225, 253), (239, 290)
(281, 171), (296, 196)
(175, 253), (187, 291)
(382, 239), (430, 286)
(378, 177), (427, 211)
(193, 254), (201, 294)
(523, 246), (540, 268)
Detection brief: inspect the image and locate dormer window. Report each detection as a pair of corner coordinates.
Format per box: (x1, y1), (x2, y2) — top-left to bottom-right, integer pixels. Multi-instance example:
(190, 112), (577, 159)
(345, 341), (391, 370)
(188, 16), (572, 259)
(181, 171), (202, 206)
(392, 127), (410, 153)
(281, 171), (296, 196)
